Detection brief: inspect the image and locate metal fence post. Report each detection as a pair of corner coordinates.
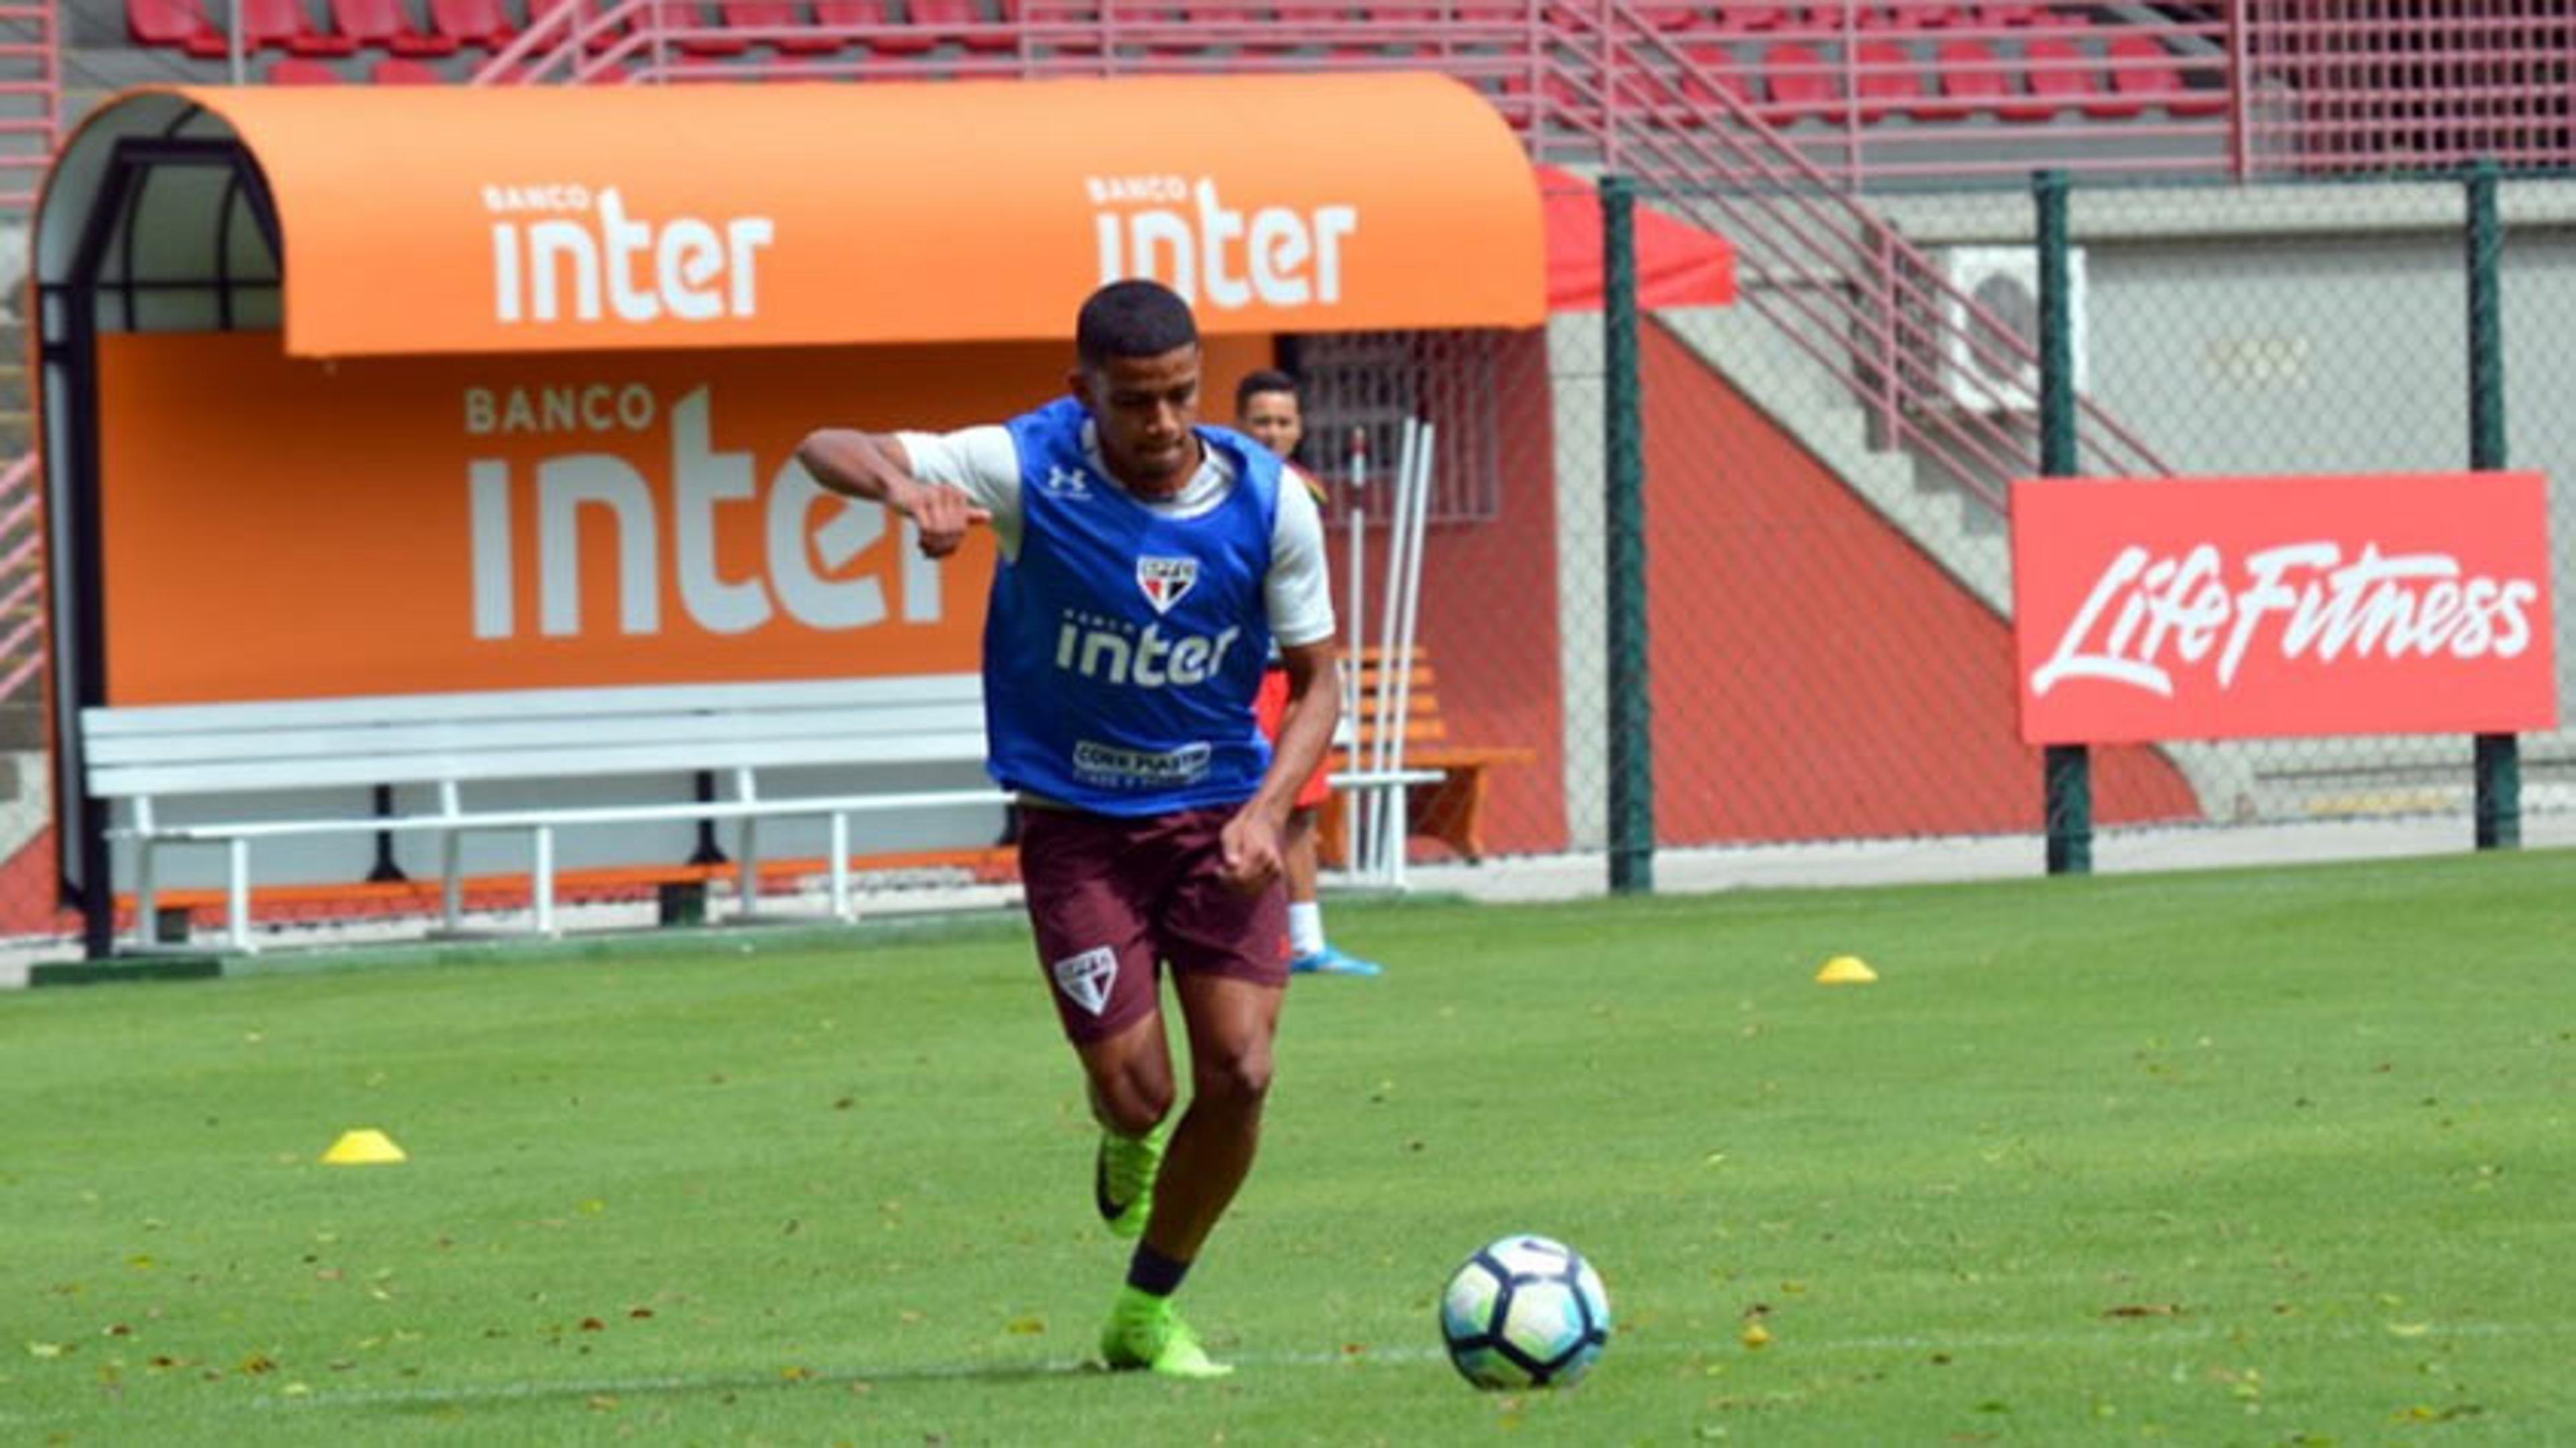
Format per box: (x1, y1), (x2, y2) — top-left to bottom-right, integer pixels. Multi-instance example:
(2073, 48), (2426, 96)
(2035, 169), (2090, 876)
(1601, 173), (1654, 894)
(2466, 158), (2520, 851)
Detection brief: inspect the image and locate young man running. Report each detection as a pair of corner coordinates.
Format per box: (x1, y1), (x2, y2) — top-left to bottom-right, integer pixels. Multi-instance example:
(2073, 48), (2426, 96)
(795, 280), (1339, 1380)
(1236, 369), (1383, 978)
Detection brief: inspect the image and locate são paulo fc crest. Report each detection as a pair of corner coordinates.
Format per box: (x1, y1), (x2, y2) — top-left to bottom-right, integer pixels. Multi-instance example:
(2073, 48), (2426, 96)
(1052, 946), (1119, 1016)
(1135, 556), (1199, 615)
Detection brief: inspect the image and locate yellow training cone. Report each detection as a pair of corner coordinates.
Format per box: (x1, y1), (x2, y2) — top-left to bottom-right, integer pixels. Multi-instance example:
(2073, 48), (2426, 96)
(321, 1129), (408, 1166)
(1815, 955), (1878, 986)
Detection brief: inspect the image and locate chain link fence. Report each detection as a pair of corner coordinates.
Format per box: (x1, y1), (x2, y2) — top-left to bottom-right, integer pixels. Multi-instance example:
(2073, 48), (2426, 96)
(2045, 170), (2575, 831)
(12, 168), (2576, 958)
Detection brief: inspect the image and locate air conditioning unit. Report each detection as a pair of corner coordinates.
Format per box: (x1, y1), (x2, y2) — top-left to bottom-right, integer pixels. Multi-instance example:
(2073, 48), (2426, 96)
(1935, 245), (2087, 413)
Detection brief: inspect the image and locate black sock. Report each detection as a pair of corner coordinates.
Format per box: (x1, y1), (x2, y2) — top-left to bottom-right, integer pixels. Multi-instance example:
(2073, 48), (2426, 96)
(1125, 1244), (1191, 1298)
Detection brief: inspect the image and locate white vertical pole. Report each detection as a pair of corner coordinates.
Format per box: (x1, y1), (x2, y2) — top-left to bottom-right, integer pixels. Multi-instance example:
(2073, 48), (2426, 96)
(1385, 422), (1436, 890)
(1368, 419), (1422, 883)
(1344, 425), (1371, 876)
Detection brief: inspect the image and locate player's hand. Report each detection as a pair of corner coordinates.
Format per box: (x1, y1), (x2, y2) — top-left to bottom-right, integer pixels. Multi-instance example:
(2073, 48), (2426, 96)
(1218, 807), (1285, 897)
(904, 481), (991, 560)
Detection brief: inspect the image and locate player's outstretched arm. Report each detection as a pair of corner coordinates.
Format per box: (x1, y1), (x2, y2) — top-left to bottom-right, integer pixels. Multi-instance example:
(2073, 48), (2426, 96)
(795, 429), (991, 560)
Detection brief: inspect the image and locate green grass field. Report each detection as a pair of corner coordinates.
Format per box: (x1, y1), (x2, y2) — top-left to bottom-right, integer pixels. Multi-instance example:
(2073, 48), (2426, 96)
(5, 849), (2574, 1444)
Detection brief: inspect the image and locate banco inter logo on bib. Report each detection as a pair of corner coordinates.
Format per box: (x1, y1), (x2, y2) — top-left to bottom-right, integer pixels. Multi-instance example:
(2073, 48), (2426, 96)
(1054, 609), (1242, 688)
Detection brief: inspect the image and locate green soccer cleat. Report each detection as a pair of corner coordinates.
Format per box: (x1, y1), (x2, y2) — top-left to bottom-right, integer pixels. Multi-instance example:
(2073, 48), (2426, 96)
(1099, 1286), (1234, 1380)
(1093, 1119), (1170, 1239)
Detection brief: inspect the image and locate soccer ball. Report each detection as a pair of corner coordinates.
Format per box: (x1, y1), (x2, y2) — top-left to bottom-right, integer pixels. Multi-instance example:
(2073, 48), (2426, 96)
(1438, 1234), (1611, 1389)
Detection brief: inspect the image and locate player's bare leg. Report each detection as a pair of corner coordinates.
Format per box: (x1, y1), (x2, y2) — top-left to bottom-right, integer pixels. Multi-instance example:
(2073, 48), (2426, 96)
(1079, 1011), (1175, 1240)
(1284, 811), (1383, 978)
(1099, 972), (1281, 1379)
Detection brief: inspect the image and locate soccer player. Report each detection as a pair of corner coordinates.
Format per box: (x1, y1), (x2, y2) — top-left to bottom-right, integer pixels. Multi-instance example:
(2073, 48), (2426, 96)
(794, 280), (1339, 1380)
(1235, 370), (1383, 978)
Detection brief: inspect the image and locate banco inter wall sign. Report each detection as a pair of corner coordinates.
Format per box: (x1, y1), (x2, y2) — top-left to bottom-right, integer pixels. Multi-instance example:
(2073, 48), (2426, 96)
(2012, 472), (2558, 744)
(94, 331), (1260, 705)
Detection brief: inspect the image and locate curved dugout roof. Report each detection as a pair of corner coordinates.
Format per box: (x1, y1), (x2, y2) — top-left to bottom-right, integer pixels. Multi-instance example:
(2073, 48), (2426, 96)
(38, 74), (1547, 358)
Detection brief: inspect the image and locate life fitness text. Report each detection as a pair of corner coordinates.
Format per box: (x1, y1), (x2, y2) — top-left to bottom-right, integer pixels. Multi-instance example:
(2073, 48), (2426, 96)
(2010, 472), (2558, 744)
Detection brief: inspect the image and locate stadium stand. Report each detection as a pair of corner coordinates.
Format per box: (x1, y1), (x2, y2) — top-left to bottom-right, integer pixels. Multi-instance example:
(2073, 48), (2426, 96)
(429, 0), (517, 47)
(333, 0), (461, 53)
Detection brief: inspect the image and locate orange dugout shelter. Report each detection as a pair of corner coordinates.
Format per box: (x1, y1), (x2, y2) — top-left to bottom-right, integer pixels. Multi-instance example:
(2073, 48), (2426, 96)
(32, 75), (1554, 951)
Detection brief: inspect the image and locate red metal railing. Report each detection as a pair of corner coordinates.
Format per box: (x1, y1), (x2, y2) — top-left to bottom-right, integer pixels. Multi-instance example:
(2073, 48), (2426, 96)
(475, 1), (2576, 186)
(0, 1), (59, 213)
(0, 455), (46, 706)
(481, 0), (2173, 509)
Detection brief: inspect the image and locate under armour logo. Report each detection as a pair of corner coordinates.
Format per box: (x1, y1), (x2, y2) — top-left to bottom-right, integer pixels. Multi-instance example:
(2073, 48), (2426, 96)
(1044, 466), (1093, 499)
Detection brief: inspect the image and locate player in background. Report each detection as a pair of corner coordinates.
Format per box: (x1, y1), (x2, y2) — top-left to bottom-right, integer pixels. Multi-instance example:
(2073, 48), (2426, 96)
(1235, 370), (1383, 979)
(795, 281), (1338, 1380)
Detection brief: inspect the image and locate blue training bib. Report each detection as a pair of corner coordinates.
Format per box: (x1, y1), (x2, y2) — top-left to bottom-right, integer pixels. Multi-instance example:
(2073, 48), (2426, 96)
(981, 397), (1283, 816)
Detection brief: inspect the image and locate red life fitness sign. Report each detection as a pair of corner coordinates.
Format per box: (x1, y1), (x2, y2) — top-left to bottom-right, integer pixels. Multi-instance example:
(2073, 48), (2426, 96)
(2012, 472), (2558, 744)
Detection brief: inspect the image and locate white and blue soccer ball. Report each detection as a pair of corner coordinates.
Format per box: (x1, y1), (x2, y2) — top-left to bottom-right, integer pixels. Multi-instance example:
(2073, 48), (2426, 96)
(1438, 1233), (1612, 1390)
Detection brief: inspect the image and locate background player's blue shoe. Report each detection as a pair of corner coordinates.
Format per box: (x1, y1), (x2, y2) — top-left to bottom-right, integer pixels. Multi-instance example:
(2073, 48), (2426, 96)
(1289, 945), (1383, 978)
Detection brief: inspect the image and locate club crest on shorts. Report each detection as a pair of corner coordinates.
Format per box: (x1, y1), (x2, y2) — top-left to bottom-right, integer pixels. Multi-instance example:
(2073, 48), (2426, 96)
(1135, 556), (1199, 615)
(1051, 945), (1119, 1016)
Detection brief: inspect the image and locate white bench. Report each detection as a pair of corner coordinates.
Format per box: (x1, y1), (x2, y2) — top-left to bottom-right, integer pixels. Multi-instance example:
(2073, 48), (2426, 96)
(78, 675), (1006, 954)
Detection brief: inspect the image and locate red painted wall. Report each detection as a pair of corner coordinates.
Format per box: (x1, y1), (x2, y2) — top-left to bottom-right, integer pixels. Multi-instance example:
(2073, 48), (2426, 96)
(1326, 331), (1572, 859)
(1634, 320), (2200, 840)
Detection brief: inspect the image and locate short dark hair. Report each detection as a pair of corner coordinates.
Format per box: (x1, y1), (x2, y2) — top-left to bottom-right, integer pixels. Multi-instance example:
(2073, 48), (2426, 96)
(1077, 280), (1199, 369)
(1235, 368), (1301, 411)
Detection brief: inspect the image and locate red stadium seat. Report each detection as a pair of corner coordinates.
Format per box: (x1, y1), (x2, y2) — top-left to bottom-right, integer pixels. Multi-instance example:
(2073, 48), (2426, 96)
(1658, 40), (1748, 122)
(914, 0), (1010, 50)
(1881, 1), (1958, 25)
(1709, 1), (1784, 25)
(723, 1), (844, 54)
(2012, 35), (2094, 119)
(265, 56), (346, 81)
(2107, 32), (2224, 118)
(1852, 38), (1921, 121)
(812, 0), (910, 50)
(1758, 41), (1841, 125)
(1629, 1), (1711, 32)
(1356, 1), (1442, 25)
(653, 1), (752, 54)
(1969, 2), (2039, 24)
(428, 0), (516, 46)
(197, 0), (357, 55)
(368, 54), (445, 80)
(850, 0), (934, 52)
(526, 0), (629, 52)
(1927, 35), (2006, 119)
(127, 0), (219, 48)
(330, 0), (460, 53)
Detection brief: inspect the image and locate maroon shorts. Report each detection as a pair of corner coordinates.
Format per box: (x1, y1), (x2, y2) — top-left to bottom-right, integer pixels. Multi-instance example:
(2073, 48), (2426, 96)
(1019, 804), (1290, 1044)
